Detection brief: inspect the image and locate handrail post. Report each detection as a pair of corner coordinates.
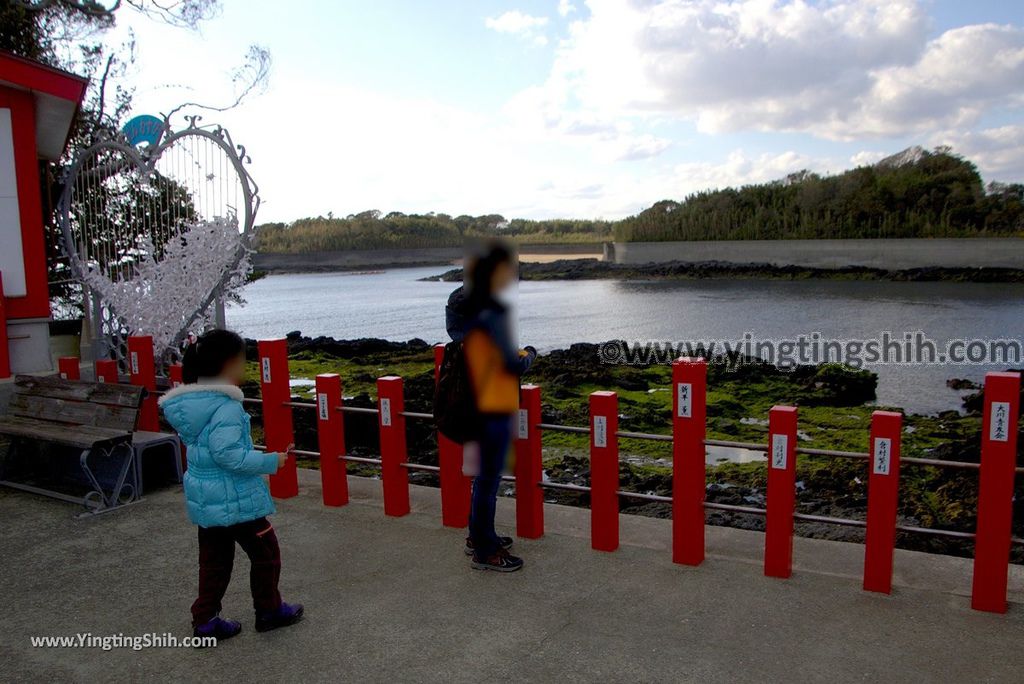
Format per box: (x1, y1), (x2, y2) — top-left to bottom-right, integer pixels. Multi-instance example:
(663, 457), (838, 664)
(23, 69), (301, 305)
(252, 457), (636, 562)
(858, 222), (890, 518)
(58, 356), (80, 380)
(377, 375), (410, 517)
(127, 336), (159, 431)
(765, 405), (798, 578)
(590, 390), (619, 552)
(672, 357), (707, 566)
(257, 339), (298, 498)
(515, 384), (544, 538)
(435, 344), (470, 527)
(971, 371), (1021, 613)
(94, 359), (118, 384)
(315, 373), (348, 507)
(864, 410), (902, 594)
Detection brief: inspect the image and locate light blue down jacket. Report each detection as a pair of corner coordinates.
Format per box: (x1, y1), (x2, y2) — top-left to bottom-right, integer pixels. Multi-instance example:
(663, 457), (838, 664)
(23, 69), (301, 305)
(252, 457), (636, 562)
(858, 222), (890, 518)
(159, 384), (279, 527)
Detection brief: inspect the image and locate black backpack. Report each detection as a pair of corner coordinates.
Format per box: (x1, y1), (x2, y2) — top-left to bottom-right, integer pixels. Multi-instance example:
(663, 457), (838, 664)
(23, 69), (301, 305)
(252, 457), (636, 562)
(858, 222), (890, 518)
(433, 340), (480, 444)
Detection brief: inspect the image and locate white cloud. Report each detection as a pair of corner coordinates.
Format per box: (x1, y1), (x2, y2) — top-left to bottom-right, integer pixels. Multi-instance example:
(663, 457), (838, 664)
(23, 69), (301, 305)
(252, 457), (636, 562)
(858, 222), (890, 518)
(485, 10), (550, 44)
(222, 70), (833, 221)
(557, 0), (577, 18)
(850, 151), (888, 167)
(667, 150), (834, 196)
(611, 134), (672, 162)
(929, 125), (1024, 182)
(530, 0), (1024, 141)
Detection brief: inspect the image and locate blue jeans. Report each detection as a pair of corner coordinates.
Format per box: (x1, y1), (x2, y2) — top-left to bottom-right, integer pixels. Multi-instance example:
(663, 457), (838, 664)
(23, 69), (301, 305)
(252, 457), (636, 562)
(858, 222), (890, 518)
(469, 414), (513, 558)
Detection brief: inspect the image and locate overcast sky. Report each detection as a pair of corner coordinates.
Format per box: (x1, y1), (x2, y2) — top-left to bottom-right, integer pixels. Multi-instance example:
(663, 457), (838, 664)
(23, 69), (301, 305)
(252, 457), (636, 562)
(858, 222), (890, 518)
(110, 0), (1024, 223)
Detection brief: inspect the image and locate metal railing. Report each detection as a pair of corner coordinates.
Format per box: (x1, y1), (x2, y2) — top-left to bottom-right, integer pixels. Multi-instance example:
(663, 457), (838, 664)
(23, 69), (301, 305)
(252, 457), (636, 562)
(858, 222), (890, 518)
(249, 394), (1022, 546)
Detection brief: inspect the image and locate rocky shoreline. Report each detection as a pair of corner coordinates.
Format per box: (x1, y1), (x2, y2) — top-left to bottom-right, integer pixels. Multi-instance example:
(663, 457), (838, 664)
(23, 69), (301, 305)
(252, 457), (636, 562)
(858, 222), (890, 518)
(239, 332), (1023, 562)
(423, 259), (1024, 283)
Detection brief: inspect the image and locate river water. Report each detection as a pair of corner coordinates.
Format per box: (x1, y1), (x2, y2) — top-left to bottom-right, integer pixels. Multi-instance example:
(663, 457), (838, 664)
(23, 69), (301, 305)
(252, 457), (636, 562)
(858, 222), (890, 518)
(227, 266), (1024, 416)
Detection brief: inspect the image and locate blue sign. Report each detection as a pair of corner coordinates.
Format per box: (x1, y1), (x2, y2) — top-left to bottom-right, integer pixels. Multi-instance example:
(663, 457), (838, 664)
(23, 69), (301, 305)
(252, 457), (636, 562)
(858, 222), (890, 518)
(122, 115), (165, 147)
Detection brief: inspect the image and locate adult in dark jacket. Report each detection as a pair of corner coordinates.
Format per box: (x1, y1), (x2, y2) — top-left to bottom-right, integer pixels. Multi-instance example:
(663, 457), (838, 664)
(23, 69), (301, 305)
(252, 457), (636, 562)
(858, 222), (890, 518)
(451, 243), (536, 572)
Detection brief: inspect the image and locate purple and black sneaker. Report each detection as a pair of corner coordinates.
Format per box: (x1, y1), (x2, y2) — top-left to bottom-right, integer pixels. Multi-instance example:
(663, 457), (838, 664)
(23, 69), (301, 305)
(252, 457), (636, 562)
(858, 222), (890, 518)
(193, 616), (242, 643)
(255, 602), (305, 633)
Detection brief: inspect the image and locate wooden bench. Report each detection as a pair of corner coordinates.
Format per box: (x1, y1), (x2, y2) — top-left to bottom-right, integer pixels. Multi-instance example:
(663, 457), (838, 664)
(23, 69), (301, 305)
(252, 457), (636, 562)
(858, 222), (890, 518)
(0, 374), (144, 515)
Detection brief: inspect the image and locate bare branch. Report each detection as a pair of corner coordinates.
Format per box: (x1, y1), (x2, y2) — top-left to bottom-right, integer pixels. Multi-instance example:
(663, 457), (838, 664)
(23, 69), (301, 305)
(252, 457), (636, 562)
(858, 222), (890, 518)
(94, 51), (115, 126)
(12, 0), (123, 17)
(15, 0), (220, 29)
(162, 45), (271, 121)
(123, 0), (219, 29)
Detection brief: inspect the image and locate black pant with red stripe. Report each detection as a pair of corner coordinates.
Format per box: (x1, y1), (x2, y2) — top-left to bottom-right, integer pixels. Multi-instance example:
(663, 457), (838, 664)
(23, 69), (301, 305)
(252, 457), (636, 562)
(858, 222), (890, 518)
(192, 517), (282, 627)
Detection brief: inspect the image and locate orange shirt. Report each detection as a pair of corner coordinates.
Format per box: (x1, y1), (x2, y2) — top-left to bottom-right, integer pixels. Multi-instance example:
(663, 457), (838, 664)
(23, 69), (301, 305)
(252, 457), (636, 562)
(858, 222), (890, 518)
(465, 328), (521, 415)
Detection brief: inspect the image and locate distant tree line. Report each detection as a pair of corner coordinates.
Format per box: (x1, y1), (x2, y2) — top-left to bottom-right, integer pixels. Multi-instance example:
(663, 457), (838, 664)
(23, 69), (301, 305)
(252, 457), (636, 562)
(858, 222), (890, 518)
(254, 211), (614, 252)
(615, 148), (1024, 242)
(255, 148), (1024, 253)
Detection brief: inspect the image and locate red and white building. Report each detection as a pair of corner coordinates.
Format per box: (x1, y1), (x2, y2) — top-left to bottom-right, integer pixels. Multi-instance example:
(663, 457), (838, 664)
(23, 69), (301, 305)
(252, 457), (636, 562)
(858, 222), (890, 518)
(0, 51), (87, 377)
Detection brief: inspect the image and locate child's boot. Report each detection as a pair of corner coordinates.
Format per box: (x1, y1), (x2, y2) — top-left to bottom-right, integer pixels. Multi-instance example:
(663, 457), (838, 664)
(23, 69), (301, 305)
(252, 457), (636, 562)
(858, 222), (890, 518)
(255, 602), (304, 633)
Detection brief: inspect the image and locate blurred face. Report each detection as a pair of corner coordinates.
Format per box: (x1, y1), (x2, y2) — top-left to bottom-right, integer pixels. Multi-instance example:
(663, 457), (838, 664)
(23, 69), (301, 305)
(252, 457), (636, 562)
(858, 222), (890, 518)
(491, 260), (514, 294)
(221, 352), (247, 386)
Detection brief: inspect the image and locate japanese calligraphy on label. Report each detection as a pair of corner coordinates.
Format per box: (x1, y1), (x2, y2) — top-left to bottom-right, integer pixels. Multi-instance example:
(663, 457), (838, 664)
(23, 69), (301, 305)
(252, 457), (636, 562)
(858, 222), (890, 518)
(677, 383), (692, 418)
(594, 416), (607, 448)
(771, 434), (789, 470)
(873, 437), (892, 475)
(990, 402), (1011, 442)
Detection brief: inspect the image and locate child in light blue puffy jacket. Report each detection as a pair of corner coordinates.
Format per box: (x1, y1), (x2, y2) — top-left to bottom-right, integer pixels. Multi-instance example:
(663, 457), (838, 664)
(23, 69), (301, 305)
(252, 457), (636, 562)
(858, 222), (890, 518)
(159, 329), (303, 641)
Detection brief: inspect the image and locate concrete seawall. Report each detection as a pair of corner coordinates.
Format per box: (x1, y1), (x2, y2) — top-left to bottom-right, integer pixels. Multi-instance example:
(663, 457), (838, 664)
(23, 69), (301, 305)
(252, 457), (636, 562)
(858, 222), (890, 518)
(253, 247), (463, 272)
(254, 243), (603, 273)
(611, 237), (1024, 269)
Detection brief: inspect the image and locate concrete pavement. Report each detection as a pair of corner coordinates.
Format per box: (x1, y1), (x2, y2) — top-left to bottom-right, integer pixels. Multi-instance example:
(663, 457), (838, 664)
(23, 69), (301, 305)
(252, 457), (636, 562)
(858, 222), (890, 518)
(1, 469), (1022, 683)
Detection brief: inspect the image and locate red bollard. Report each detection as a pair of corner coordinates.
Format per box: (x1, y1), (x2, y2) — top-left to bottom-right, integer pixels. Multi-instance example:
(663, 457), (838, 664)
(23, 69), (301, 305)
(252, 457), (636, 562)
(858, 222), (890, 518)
(169, 363), (184, 389)
(168, 363), (187, 472)
(590, 391), (619, 552)
(377, 376), (410, 517)
(972, 371), (1021, 613)
(127, 336), (159, 432)
(58, 356), (80, 381)
(257, 339), (298, 499)
(863, 411), (903, 594)
(435, 344), (471, 527)
(94, 359), (118, 384)
(0, 273), (9, 379)
(672, 357), (707, 566)
(515, 384), (544, 539)
(315, 373), (348, 507)
(765, 406), (798, 578)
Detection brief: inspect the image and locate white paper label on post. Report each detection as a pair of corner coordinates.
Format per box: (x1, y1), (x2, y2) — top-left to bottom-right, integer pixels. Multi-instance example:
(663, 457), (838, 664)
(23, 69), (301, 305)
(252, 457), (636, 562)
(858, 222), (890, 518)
(872, 437), (892, 475)
(59, 372), (67, 380)
(677, 382), (692, 418)
(317, 393), (329, 421)
(517, 409), (529, 440)
(771, 434), (789, 470)
(380, 398), (392, 427)
(261, 357), (272, 383)
(97, 375), (106, 383)
(130, 352), (139, 375)
(594, 415), (607, 448)
(990, 402), (1011, 442)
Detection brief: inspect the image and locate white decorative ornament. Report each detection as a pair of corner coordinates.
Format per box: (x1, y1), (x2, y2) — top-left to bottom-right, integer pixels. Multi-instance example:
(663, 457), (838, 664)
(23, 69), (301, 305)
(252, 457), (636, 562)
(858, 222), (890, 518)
(80, 217), (252, 360)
